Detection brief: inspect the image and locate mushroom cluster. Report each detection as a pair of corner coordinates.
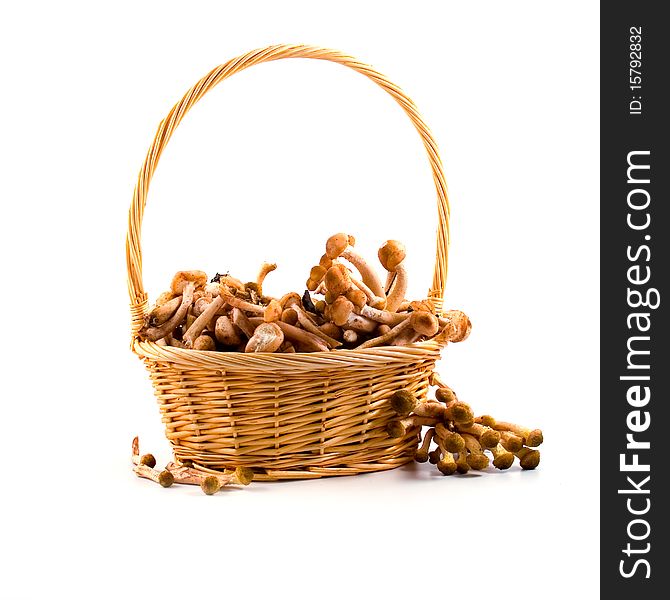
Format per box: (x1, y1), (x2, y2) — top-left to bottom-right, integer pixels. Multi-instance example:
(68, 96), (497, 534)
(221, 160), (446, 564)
(387, 375), (543, 474)
(131, 437), (254, 495)
(138, 234), (471, 352)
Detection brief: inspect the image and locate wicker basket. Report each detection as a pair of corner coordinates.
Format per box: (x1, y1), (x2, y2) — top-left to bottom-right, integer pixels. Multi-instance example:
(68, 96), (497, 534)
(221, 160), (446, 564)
(126, 44), (451, 480)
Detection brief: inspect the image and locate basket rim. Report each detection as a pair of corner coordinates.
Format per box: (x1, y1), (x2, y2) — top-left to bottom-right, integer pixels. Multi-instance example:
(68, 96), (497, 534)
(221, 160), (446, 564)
(134, 338), (445, 371)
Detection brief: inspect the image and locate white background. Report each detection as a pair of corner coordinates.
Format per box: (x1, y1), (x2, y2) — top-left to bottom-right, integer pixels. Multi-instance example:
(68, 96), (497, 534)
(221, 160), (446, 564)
(0, 1), (599, 598)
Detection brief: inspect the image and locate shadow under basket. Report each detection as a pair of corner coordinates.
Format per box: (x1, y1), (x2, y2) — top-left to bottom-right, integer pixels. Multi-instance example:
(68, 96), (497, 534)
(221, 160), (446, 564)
(126, 45), (452, 480)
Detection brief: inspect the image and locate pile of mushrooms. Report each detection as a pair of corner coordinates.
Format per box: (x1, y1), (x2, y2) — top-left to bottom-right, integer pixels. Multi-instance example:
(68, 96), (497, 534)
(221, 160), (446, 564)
(131, 437), (254, 495)
(388, 374), (543, 474)
(138, 233), (471, 352)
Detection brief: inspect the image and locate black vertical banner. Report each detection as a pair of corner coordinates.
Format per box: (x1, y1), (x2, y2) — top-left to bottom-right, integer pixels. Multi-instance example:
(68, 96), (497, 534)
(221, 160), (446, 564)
(601, 2), (668, 596)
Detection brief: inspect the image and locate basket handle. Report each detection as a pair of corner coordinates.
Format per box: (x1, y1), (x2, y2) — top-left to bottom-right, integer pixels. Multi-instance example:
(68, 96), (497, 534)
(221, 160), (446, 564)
(126, 44), (450, 337)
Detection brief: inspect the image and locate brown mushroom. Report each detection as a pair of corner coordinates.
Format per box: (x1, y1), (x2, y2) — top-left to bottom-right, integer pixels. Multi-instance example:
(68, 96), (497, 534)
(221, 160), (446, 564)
(245, 322), (284, 353)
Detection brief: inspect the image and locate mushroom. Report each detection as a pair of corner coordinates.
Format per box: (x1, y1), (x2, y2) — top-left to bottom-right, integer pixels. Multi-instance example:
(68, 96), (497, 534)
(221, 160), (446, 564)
(201, 476), (221, 495)
(414, 428), (435, 463)
(355, 310), (438, 349)
(342, 329), (358, 344)
(357, 305), (409, 326)
(263, 299), (283, 323)
(131, 438), (174, 487)
(248, 318), (329, 352)
(170, 270), (207, 294)
(499, 431), (524, 453)
(324, 233), (386, 298)
(324, 264), (352, 297)
(215, 316), (242, 346)
(231, 308), (256, 339)
(455, 422), (501, 449)
(245, 323), (284, 353)
(413, 401), (447, 420)
(291, 305), (342, 349)
(192, 335), (216, 351)
(378, 241), (407, 312)
(319, 322), (342, 341)
(345, 288), (368, 309)
(462, 434), (490, 470)
(349, 277), (386, 309)
(489, 444), (515, 470)
(182, 295), (226, 347)
(455, 451), (471, 474)
(140, 282), (195, 342)
(490, 420), (543, 447)
(218, 286), (266, 315)
(256, 262), (277, 296)
(281, 307), (299, 325)
(515, 447), (541, 470)
(386, 416), (436, 438)
(435, 423), (465, 453)
(437, 310), (472, 343)
(389, 390), (417, 416)
(435, 439), (457, 476)
(148, 296), (182, 326)
(330, 296), (355, 327)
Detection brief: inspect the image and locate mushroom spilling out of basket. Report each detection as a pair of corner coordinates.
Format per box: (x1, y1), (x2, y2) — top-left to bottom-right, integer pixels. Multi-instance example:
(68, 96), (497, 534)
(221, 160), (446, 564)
(138, 234), (471, 352)
(132, 233), (542, 494)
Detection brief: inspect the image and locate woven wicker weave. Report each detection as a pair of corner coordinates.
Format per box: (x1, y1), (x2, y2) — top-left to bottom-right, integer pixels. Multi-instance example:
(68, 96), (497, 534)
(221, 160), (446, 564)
(126, 44), (451, 480)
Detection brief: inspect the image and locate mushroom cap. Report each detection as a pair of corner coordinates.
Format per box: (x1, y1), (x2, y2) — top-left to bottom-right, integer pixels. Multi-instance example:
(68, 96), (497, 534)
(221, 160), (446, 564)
(493, 451), (515, 470)
(479, 429), (501, 449)
(264, 300), (283, 323)
(428, 448), (442, 464)
(309, 265), (327, 281)
(442, 310), (472, 343)
(466, 453), (490, 471)
(526, 429), (544, 447)
(235, 466), (255, 485)
(378, 240), (406, 271)
(325, 233), (350, 259)
(409, 311), (439, 337)
(279, 292), (302, 308)
(330, 296), (354, 327)
(245, 323), (284, 353)
(435, 387), (457, 404)
(456, 457), (471, 474)
(443, 432), (466, 453)
(386, 421), (406, 439)
(345, 288), (367, 309)
(170, 270), (208, 294)
(389, 390), (417, 416)
(158, 470), (174, 488)
(414, 448), (429, 463)
(437, 455), (457, 475)
(450, 402), (474, 424)
(519, 449), (541, 470)
(201, 476), (221, 495)
(139, 453), (156, 468)
(193, 335), (216, 351)
(324, 265), (352, 297)
(478, 414), (497, 428)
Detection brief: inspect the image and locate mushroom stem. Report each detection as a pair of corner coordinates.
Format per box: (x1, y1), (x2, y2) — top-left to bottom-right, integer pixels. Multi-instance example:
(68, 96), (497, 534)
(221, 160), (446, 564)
(515, 447), (541, 470)
(340, 249), (386, 298)
(256, 262), (277, 296)
(386, 416), (436, 438)
(219, 287), (265, 314)
(357, 305), (409, 326)
(490, 421), (543, 447)
(149, 296), (182, 326)
(231, 308), (256, 338)
(415, 428), (435, 463)
(141, 282), (195, 342)
(455, 422), (501, 449)
(499, 430), (524, 453)
(342, 312), (378, 333)
(292, 305), (342, 348)
(182, 295), (226, 348)
(349, 277), (386, 309)
(413, 401), (447, 420)
(385, 263), (407, 312)
(489, 444), (515, 470)
(355, 319), (413, 349)
(248, 317), (329, 352)
(462, 434), (490, 470)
